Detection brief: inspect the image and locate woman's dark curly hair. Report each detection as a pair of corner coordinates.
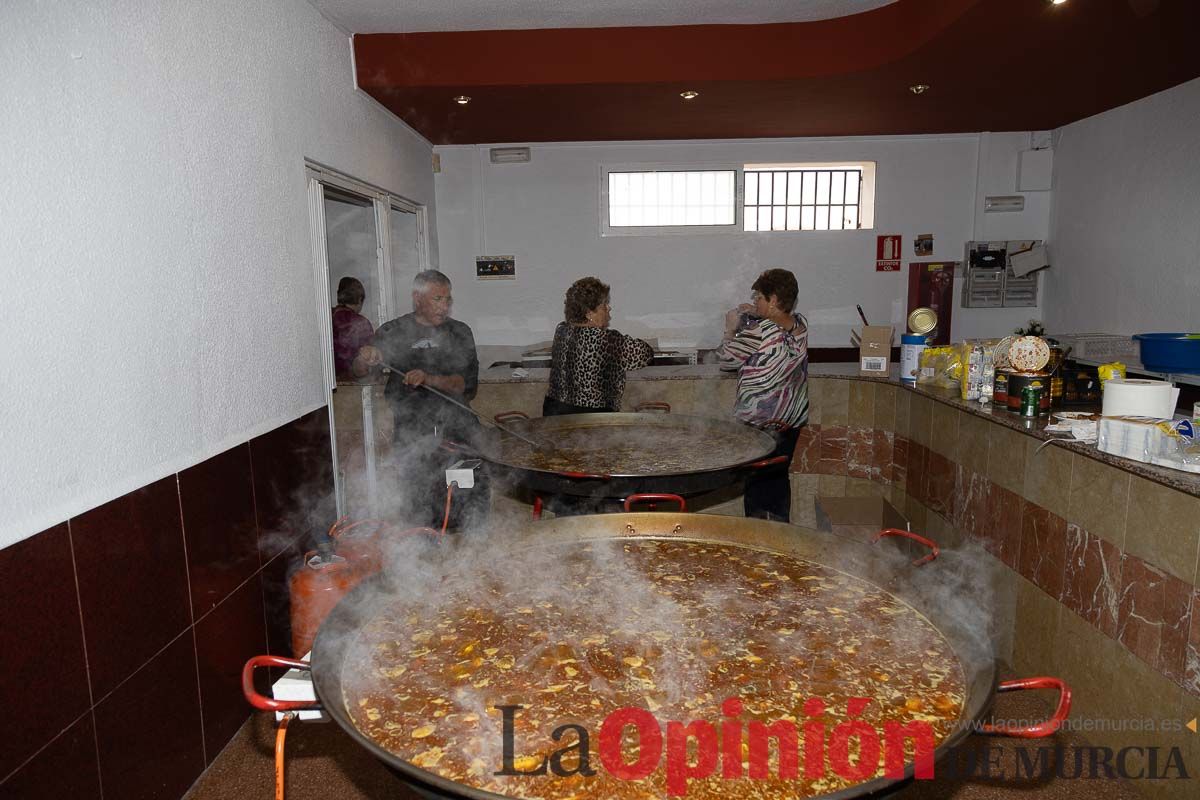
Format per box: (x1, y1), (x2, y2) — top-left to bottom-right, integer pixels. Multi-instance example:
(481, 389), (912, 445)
(563, 277), (610, 323)
(336, 276), (366, 306)
(752, 268), (799, 313)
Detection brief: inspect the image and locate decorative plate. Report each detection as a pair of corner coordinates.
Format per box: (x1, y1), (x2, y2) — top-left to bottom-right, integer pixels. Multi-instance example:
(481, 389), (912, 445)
(992, 335), (1017, 370)
(1008, 336), (1050, 372)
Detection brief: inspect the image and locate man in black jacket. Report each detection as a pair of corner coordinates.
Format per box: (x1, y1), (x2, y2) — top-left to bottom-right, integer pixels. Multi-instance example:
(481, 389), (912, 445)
(355, 270), (488, 529)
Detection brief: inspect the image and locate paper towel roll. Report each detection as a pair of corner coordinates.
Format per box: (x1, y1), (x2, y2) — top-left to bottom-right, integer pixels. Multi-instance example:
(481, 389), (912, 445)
(1102, 379), (1179, 418)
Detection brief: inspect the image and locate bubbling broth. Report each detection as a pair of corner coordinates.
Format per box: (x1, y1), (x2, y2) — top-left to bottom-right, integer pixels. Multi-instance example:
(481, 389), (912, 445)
(343, 539), (966, 799)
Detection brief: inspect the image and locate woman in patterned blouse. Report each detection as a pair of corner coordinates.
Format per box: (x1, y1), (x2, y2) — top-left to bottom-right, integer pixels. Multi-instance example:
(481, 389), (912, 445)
(543, 277), (654, 416)
(718, 268), (809, 521)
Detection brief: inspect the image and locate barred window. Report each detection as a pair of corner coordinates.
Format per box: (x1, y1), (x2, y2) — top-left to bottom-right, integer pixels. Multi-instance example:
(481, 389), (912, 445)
(600, 161), (874, 236)
(744, 167), (863, 232)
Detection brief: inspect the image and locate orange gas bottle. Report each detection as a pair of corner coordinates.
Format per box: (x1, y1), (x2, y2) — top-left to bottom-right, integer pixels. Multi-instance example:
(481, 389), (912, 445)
(288, 544), (370, 657)
(328, 518), (440, 572)
(289, 521), (442, 656)
(328, 518), (389, 574)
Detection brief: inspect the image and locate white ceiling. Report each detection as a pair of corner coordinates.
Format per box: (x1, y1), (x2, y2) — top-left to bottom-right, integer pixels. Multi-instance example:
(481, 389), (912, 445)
(310, 0), (897, 33)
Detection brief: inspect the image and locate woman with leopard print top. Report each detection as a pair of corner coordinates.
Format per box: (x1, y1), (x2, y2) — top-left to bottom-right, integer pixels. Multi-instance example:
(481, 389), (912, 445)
(543, 277), (654, 416)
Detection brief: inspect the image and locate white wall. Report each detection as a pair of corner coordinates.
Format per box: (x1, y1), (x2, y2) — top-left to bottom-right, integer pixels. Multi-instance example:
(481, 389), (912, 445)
(1046, 77), (1200, 335)
(0, 0), (435, 548)
(959, 131), (1053, 340)
(434, 132), (1049, 352)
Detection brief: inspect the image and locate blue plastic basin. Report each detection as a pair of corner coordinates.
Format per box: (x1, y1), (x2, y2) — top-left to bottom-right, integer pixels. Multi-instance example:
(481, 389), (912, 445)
(1133, 333), (1200, 374)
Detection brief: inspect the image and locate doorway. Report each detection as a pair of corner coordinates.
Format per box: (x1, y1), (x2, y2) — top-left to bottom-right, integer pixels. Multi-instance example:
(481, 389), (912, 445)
(306, 163), (429, 519)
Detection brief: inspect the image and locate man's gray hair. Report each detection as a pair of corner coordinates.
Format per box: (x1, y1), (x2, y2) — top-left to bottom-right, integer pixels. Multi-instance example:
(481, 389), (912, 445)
(413, 269), (451, 293)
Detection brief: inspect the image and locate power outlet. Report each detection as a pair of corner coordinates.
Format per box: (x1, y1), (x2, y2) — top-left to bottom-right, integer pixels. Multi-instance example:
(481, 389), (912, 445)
(446, 459), (481, 489)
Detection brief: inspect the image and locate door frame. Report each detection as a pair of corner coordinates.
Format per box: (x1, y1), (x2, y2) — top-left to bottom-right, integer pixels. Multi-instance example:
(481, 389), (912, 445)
(304, 160), (430, 517)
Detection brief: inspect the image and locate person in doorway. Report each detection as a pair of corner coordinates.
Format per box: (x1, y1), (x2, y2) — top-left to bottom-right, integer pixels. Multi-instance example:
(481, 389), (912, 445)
(354, 270), (487, 529)
(543, 277), (654, 416)
(331, 277), (375, 379)
(718, 268), (809, 522)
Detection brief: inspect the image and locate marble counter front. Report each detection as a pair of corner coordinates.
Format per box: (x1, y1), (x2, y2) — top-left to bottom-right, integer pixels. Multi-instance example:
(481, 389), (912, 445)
(782, 373), (1200, 767)
(901, 383), (1200, 499)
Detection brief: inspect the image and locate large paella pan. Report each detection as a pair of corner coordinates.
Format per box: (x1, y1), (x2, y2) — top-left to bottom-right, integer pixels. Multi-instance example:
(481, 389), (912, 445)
(463, 412), (782, 498)
(246, 513), (1069, 799)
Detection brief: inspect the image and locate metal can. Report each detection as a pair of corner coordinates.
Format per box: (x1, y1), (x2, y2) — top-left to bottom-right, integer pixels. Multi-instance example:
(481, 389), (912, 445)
(1046, 346), (1065, 406)
(907, 307), (938, 336)
(1020, 385), (1043, 418)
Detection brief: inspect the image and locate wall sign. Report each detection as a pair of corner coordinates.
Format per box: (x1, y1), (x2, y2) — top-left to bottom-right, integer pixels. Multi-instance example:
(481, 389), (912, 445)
(476, 255), (515, 280)
(876, 235), (901, 271)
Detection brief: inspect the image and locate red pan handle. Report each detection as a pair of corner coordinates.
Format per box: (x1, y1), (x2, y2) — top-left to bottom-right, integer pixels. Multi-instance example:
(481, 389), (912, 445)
(634, 401), (672, 413)
(978, 677), (1072, 738)
(746, 455), (789, 470)
(532, 496), (544, 520)
(494, 410), (530, 424)
(242, 656), (322, 712)
(873, 527), (940, 566)
(623, 493), (687, 512)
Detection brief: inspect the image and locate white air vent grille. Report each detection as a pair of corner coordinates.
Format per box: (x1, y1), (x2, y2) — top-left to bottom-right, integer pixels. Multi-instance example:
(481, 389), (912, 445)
(490, 147), (531, 164)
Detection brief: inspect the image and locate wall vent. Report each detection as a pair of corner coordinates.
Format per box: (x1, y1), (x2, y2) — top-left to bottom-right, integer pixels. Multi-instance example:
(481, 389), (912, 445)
(490, 147), (531, 164)
(983, 195), (1024, 213)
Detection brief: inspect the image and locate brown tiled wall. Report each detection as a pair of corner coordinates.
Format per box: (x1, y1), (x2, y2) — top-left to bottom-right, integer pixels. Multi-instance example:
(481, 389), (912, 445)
(0, 408), (332, 800)
(793, 378), (1200, 798)
(795, 379), (1200, 693)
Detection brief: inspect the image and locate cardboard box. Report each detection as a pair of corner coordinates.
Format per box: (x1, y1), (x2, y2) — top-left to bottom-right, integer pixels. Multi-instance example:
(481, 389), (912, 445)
(814, 496), (908, 543)
(858, 325), (894, 376)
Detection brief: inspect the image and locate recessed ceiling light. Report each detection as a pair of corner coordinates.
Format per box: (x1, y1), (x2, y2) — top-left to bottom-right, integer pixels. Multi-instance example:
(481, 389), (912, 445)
(1050, 0), (1068, 5)
(679, 90), (699, 100)
(909, 84), (930, 95)
(453, 95), (471, 105)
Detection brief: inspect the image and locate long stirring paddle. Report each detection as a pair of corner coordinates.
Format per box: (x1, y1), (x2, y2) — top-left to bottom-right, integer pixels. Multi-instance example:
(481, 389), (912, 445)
(381, 365), (544, 448)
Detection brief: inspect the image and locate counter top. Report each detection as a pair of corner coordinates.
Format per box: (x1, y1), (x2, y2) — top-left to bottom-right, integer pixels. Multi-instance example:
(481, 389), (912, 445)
(479, 361), (884, 384)
(336, 376), (387, 388)
(479, 363), (728, 383)
(901, 381), (1200, 498)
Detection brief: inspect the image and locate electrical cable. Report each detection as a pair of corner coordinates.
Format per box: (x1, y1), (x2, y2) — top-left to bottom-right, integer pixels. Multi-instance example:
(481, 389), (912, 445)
(275, 712), (294, 800)
(441, 483), (456, 535)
